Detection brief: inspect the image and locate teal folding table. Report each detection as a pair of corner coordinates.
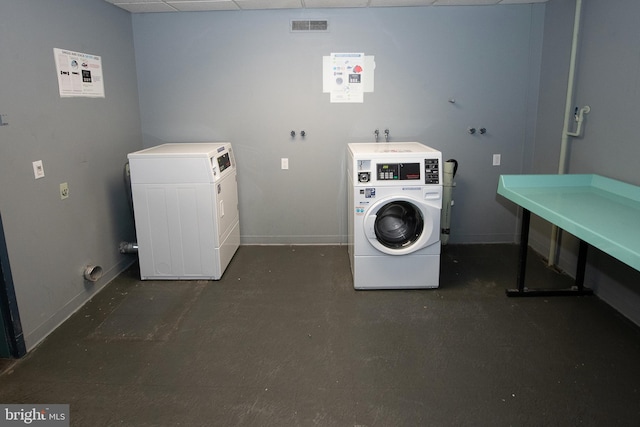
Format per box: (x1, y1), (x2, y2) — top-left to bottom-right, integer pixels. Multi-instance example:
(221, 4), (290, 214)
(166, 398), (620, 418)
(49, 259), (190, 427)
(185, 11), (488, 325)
(497, 174), (640, 297)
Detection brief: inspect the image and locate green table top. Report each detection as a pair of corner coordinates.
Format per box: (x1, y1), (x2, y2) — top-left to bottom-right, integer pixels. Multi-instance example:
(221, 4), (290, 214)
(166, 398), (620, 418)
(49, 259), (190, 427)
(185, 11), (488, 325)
(497, 174), (640, 272)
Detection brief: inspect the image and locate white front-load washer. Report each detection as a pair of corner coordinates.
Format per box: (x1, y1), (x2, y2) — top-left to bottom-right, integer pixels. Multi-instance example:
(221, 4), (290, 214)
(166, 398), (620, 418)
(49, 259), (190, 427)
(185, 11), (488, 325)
(347, 142), (443, 289)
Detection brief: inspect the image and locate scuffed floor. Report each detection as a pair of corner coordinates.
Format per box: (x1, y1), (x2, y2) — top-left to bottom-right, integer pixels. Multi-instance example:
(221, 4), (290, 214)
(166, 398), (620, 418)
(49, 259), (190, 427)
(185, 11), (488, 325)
(1, 244), (640, 426)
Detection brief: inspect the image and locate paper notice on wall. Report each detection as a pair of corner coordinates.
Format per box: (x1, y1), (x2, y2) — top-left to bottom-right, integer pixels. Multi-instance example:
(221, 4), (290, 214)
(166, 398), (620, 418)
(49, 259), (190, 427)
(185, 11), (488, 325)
(323, 53), (375, 103)
(54, 48), (105, 98)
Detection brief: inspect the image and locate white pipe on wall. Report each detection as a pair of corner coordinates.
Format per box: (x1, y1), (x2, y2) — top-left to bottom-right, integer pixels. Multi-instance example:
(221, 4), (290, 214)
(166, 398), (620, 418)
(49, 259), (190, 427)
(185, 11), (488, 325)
(441, 159), (458, 245)
(548, 0), (585, 267)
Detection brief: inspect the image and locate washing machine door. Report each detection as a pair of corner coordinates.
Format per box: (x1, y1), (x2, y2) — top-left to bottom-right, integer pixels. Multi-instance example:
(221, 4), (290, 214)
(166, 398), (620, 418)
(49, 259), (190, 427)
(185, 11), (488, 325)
(363, 196), (439, 255)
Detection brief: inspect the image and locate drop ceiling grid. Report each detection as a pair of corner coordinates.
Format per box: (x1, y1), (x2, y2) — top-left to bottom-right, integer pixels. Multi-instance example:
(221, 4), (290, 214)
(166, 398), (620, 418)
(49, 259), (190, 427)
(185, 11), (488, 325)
(104, 0), (548, 14)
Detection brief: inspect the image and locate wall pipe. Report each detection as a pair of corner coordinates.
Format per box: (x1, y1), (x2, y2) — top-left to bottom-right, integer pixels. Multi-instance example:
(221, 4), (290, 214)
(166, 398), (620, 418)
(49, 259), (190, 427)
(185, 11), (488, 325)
(119, 241), (138, 254)
(441, 159), (458, 245)
(548, 0), (585, 267)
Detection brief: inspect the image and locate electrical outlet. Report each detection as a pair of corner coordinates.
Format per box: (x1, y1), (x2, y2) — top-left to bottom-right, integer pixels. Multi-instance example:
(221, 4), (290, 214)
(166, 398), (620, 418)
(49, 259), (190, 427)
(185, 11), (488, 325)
(492, 154), (501, 166)
(60, 182), (69, 199)
(281, 158), (289, 170)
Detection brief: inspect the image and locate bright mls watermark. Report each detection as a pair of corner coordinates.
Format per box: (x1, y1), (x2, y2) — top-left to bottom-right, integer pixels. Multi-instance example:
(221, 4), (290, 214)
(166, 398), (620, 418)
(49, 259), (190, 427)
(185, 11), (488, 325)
(1, 405), (69, 426)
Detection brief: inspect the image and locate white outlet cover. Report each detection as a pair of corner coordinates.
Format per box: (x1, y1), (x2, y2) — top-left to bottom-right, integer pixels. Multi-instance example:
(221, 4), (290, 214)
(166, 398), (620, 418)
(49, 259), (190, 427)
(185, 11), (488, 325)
(32, 160), (45, 179)
(60, 182), (69, 199)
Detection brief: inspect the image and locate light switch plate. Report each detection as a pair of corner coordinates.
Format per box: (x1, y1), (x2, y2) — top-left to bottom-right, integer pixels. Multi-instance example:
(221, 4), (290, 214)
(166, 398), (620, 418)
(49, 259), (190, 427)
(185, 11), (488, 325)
(32, 160), (45, 179)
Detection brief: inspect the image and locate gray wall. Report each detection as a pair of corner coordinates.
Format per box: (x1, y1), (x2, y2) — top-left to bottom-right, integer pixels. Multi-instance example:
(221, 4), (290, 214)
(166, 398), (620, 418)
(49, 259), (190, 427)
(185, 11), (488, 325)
(533, 0), (640, 325)
(0, 0), (142, 350)
(8, 0), (639, 351)
(133, 5), (545, 245)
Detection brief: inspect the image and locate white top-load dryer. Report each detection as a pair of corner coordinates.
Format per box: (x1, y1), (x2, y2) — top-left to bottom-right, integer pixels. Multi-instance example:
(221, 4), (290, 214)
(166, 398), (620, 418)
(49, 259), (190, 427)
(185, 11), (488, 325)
(128, 143), (240, 280)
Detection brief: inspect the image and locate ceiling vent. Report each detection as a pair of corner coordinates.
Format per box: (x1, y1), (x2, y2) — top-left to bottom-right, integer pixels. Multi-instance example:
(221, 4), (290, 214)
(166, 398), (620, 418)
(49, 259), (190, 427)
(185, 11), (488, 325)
(290, 19), (329, 32)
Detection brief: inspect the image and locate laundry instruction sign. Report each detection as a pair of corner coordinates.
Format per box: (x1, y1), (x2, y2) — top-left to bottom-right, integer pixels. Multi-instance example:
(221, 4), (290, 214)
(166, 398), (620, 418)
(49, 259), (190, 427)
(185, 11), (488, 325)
(1, 404), (69, 426)
(54, 48), (105, 98)
(323, 53), (375, 103)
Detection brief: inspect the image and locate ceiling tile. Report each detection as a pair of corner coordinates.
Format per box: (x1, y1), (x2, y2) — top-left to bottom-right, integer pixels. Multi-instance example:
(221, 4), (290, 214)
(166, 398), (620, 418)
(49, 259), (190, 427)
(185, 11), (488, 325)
(434, 0), (499, 5)
(104, 0), (158, 3)
(304, 0), (369, 8)
(111, 2), (179, 12)
(369, 0), (436, 6)
(234, 0), (303, 9)
(500, 0), (547, 3)
(168, 1), (240, 11)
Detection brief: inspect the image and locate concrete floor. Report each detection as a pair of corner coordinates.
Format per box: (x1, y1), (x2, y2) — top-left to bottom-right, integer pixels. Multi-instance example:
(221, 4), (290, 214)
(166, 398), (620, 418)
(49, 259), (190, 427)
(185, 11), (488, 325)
(1, 244), (640, 426)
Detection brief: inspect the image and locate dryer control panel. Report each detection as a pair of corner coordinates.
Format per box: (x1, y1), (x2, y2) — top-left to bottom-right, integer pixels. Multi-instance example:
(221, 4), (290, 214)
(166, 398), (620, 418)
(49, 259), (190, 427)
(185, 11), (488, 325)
(129, 142), (235, 184)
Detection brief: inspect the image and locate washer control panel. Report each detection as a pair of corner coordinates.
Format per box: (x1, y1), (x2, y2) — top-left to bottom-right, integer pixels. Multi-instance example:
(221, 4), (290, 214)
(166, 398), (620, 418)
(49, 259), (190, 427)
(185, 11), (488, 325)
(356, 158), (439, 185)
(376, 163), (421, 181)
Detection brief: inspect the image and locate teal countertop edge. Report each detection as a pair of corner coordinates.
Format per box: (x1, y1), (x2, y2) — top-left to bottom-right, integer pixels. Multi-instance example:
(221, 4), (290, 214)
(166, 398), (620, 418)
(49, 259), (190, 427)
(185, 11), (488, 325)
(497, 174), (640, 272)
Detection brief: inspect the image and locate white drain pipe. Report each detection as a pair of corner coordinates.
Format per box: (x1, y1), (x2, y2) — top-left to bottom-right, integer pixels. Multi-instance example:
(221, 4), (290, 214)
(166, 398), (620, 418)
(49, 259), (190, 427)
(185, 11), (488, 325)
(84, 265), (103, 282)
(548, 0), (587, 267)
(558, 0), (585, 175)
(441, 159), (458, 245)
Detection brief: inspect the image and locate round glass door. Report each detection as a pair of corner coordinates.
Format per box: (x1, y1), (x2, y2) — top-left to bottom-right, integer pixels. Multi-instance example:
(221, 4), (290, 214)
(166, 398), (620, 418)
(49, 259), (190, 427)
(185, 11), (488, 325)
(374, 201), (424, 249)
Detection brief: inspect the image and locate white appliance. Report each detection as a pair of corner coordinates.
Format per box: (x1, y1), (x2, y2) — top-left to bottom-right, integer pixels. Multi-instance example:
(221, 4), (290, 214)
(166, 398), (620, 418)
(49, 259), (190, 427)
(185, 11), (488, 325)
(128, 143), (240, 280)
(347, 142), (443, 289)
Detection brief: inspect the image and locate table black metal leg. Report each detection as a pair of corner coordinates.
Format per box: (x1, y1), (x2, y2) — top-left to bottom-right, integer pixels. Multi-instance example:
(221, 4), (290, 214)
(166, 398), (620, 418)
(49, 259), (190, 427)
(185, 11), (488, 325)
(575, 239), (588, 291)
(515, 209), (530, 292)
(506, 210), (593, 297)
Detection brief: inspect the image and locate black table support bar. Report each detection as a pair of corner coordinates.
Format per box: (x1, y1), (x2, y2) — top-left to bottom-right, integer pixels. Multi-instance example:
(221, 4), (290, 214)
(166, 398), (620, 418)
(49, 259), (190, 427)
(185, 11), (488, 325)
(506, 208), (594, 297)
(514, 209), (530, 293)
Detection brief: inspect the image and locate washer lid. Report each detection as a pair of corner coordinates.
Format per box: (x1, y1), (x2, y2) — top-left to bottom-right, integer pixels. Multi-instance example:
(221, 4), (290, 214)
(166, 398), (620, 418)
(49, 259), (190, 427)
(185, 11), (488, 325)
(348, 142), (440, 156)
